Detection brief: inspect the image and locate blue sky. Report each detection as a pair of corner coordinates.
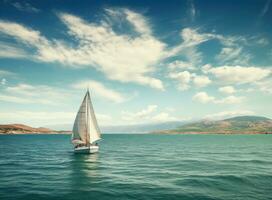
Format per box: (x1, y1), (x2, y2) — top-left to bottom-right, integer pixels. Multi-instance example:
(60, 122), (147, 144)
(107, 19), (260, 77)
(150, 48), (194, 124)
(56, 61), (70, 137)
(0, 0), (271, 127)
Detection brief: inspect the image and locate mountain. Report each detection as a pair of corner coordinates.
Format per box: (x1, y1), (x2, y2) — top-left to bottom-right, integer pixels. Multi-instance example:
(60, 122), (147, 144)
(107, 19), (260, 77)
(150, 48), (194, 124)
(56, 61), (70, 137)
(3, 116), (271, 134)
(0, 124), (60, 134)
(156, 116), (272, 134)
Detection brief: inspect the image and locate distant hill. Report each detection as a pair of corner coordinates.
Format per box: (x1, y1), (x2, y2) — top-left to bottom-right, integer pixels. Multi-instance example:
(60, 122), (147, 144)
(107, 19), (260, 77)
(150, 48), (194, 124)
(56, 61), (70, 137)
(156, 116), (272, 134)
(3, 116), (271, 135)
(0, 124), (60, 134)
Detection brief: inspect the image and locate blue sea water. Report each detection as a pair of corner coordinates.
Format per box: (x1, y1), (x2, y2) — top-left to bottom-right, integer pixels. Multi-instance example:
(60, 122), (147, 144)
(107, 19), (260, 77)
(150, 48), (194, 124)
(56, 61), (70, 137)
(0, 134), (271, 200)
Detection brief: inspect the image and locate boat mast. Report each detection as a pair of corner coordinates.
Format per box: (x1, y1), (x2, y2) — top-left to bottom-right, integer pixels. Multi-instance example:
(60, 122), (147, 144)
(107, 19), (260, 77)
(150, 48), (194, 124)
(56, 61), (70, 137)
(86, 89), (90, 146)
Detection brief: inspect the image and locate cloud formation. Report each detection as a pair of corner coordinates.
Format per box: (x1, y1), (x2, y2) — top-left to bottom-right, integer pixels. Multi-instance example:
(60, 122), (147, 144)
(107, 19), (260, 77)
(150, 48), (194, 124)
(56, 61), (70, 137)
(193, 92), (244, 104)
(1, 78), (6, 85)
(0, 111), (111, 127)
(260, 0), (271, 17)
(0, 42), (28, 58)
(0, 83), (69, 105)
(122, 105), (158, 121)
(0, 9), (166, 90)
(0, 69), (15, 77)
(11, 2), (40, 13)
(169, 71), (211, 90)
(205, 65), (271, 84)
(205, 110), (255, 120)
(188, 0), (196, 21)
(0, 9), (254, 92)
(72, 80), (126, 103)
(0, 8), (262, 94)
(121, 104), (182, 123)
(219, 86), (236, 94)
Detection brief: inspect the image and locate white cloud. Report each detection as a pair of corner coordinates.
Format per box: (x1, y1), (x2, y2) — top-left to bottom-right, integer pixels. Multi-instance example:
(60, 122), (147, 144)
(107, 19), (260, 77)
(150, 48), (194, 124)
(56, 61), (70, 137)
(219, 86), (236, 94)
(216, 45), (252, 65)
(215, 95), (244, 104)
(169, 71), (191, 90)
(0, 9), (260, 92)
(260, 0), (271, 17)
(169, 28), (244, 57)
(165, 107), (175, 112)
(193, 91), (244, 104)
(205, 110), (255, 120)
(167, 28), (213, 66)
(201, 64), (212, 74)
(256, 38), (269, 46)
(0, 69), (15, 77)
(166, 28), (214, 73)
(1, 83), (69, 105)
(11, 2), (40, 13)
(167, 60), (195, 70)
(180, 28), (213, 47)
(6, 84), (38, 96)
(169, 71), (211, 90)
(122, 105), (183, 124)
(136, 105), (158, 117)
(124, 9), (151, 35)
(0, 94), (34, 104)
(0, 42), (28, 58)
(184, 47), (203, 67)
(72, 80), (126, 103)
(0, 111), (74, 122)
(193, 92), (215, 103)
(122, 104), (158, 121)
(188, 0), (196, 21)
(1, 78), (6, 85)
(207, 66), (271, 84)
(96, 114), (112, 124)
(216, 47), (242, 63)
(0, 20), (48, 47)
(253, 78), (272, 94)
(193, 75), (211, 88)
(151, 112), (178, 122)
(0, 111), (72, 128)
(59, 11), (166, 90)
(0, 9), (165, 90)
(173, 28), (249, 66)
(0, 110), (111, 127)
(166, 29), (250, 90)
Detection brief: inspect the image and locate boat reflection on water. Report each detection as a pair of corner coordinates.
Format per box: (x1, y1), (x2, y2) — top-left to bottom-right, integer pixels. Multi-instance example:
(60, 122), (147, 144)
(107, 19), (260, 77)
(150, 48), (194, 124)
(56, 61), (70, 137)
(68, 153), (101, 197)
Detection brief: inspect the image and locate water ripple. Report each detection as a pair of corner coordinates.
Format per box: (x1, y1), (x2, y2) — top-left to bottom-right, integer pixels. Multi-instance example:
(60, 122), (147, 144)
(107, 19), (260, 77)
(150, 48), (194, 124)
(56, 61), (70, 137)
(0, 134), (272, 200)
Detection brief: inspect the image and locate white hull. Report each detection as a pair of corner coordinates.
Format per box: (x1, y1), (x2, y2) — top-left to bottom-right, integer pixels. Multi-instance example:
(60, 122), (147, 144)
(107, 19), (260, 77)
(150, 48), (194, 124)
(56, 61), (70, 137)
(74, 145), (99, 154)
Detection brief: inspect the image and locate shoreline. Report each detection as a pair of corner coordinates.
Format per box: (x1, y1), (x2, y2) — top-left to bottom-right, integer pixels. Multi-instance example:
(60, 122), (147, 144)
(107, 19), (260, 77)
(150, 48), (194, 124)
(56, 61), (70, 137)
(153, 131), (272, 135)
(1, 132), (272, 135)
(0, 132), (71, 135)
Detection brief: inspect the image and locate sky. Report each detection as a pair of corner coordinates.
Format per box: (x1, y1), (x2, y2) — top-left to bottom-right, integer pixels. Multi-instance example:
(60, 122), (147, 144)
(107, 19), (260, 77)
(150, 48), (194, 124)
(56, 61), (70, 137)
(0, 0), (271, 128)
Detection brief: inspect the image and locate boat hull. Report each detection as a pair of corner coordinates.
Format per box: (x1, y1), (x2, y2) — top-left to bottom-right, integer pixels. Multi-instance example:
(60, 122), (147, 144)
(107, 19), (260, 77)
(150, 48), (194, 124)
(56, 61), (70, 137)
(74, 145), (99, 154)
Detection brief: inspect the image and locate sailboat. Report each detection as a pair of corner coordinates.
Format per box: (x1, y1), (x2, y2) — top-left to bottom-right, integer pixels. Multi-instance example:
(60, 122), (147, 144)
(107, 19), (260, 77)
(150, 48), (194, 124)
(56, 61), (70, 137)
(71, 90), (101, 154)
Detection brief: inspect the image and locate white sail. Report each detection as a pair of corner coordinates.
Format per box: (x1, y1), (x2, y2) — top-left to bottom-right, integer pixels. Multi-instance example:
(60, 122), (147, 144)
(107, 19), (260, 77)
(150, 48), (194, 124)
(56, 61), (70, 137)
(86, 91), (101, 144)
(72, 92), (88, 144)
(72, 91), (101, 145)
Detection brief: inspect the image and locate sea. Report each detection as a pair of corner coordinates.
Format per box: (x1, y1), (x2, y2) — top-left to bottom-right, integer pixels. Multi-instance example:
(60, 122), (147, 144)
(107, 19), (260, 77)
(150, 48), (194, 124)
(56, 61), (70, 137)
(0, 134), (271, 200)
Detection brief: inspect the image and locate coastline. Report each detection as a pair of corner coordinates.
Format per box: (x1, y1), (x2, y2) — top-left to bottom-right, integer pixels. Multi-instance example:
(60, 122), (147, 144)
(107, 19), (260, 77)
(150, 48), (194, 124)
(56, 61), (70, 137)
(1, 131), (272, 135)
(152, 130), (272, 135)
(152, 131), (272, 135)
(0, 131), (71, 135)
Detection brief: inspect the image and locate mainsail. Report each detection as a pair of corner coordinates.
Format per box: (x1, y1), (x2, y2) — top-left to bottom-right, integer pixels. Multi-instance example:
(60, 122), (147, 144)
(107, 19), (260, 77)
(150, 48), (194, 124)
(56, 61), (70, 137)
(72, 90), (101, 145)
